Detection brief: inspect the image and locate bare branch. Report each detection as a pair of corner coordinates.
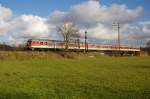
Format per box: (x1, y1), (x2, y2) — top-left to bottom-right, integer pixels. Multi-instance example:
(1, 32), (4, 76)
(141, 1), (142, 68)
(57, 22), (80, 50)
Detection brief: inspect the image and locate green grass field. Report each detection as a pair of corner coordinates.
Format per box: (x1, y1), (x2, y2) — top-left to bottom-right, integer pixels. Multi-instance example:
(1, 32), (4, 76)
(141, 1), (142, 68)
(0, 52), (150, 99)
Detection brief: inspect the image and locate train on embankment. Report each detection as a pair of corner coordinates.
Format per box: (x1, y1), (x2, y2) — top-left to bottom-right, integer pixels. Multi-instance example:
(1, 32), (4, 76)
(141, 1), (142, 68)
(26, 39), (141, 56)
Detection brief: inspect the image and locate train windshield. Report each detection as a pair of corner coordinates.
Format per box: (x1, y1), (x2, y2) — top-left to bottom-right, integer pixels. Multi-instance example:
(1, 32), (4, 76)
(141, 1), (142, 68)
(27, 40), (32, 46)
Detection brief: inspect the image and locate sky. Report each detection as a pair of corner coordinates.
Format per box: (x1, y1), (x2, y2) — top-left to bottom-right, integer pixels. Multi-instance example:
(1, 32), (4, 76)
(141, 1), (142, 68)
(0, 0), (149, 46)
(0, 0), (149, 20)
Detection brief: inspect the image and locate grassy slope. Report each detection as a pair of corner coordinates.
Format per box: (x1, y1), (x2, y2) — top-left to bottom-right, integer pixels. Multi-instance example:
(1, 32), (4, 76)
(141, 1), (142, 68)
(0, 52), (150, 99)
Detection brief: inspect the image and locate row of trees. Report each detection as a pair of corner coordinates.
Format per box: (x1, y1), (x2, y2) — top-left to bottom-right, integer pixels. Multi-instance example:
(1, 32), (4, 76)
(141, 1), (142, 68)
(0, 43), (23, 51)
(147, 40), (150, 55)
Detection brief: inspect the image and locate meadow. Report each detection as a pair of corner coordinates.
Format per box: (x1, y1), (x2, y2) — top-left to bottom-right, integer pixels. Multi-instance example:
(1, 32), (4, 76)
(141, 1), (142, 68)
(0, 52), (150, 99)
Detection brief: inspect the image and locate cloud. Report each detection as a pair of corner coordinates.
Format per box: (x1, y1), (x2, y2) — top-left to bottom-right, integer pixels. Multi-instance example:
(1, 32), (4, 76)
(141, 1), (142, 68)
(140, 21), (150, 34)
(0, 1), (149, 46)
(11, 15), (51, 38)
(47, 1), (147, 45)
(1, 14), (53, 45)
(0, 4), (12, 35)
(0, 4), (53, 44)
(0, 4), (12, 20)
(48, 1), (143, 28)
(84, 23), (115, 40)
(133, 21), (150, 40)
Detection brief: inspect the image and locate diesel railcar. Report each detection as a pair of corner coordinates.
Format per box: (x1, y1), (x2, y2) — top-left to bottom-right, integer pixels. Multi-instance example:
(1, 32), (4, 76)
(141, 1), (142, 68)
(26, 39), (141, 55)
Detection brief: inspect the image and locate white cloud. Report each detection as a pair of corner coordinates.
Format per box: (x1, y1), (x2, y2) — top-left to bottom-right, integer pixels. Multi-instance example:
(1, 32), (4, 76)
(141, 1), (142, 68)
(47, 1), (147, 46)
(85, 23), (116, 40)
(11, 15), (51, 38)
(0, 4), (12, 20)
(49, 1), (143, 28)
(1, 14), (53, 45)
(0, 4), (12, 35)
(139, 21), (150, 33)
(0, 1), (149, 46)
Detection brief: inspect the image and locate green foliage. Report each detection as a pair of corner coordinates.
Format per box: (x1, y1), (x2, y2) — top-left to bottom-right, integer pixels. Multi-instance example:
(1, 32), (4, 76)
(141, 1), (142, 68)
(0, 53), (150, 99)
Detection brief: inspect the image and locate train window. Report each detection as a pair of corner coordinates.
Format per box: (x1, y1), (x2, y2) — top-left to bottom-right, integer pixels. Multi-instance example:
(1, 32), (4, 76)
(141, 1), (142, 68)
(40, 42), (43, 45)
(32, 41), (35, 44)
(27, 40), (32, 46)
(44, 42), (48, 45)
(28, 41), (32, 44)
(36, 41), (39, 44)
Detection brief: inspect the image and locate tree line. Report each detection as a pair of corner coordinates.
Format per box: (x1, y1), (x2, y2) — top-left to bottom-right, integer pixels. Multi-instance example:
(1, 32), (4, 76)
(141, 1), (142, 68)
(146, 40), (150, 55)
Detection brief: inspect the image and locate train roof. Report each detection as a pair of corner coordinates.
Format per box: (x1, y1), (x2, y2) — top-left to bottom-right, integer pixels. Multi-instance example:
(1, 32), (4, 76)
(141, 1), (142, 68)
(27, 39), (140, 49)
(28, 39), (63, 42)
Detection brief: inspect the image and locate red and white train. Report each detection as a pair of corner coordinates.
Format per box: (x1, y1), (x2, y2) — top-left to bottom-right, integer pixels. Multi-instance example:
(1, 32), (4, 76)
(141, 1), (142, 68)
(26, 39), (141, 55)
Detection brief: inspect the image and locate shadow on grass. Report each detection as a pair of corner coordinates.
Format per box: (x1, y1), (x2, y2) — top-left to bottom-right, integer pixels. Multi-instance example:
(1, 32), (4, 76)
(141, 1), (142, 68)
(134, 65), (150, 69)
(0, 91), (38, 99)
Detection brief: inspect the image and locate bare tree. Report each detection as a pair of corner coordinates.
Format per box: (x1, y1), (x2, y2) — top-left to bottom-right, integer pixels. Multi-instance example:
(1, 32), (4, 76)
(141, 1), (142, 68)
(58, 22), (80, 50)
(70, 28), (80, 49)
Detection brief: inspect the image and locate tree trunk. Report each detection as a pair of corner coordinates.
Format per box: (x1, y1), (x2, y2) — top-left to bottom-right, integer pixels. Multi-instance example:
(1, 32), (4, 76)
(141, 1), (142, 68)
(64, 41), (69, 51)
